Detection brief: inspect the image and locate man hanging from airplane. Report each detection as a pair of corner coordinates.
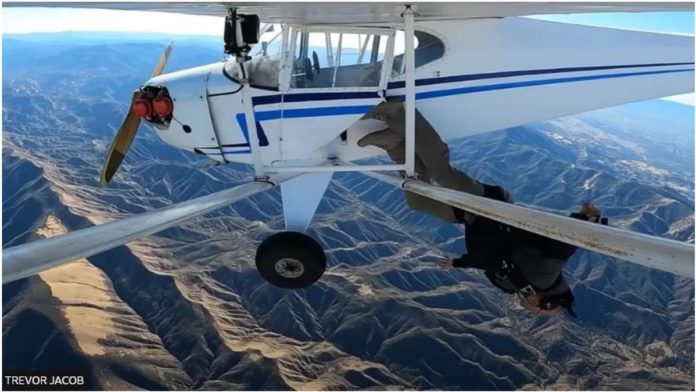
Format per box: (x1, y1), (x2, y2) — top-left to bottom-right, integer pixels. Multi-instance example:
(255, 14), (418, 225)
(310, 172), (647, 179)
(357, 101), (603, 317)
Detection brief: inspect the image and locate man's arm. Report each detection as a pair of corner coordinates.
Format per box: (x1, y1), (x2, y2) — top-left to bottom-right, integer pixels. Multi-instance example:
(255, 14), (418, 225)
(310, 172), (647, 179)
(452, 251), (490, 270)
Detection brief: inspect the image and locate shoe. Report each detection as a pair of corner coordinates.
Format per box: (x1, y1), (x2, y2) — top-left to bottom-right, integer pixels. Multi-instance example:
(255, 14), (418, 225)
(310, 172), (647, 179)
(364, 101), (404, 122)
(357, 128), (404, 151)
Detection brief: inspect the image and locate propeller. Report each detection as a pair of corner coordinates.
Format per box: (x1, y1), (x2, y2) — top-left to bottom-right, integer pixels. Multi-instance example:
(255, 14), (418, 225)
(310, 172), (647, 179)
(99, 42), (173, 186)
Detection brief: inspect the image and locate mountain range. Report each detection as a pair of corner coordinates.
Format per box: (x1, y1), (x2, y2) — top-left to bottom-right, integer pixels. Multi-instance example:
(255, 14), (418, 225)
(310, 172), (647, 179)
(3, 32), (694, 390)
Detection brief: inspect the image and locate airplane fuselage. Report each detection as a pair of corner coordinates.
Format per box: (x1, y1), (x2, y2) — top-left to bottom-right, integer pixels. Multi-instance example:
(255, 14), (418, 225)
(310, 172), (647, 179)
(145, 18), (693, 169)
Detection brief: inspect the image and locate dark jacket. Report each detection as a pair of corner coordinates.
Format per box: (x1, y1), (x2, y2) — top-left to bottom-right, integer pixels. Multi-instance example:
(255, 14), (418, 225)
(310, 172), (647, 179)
(452, 184), (583, 294)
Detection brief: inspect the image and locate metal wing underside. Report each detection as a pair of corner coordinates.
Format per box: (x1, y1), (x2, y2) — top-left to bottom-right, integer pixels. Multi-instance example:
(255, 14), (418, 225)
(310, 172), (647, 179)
(4, 170), (693, 284)
(2, 175), (298, 284)
(363, 171), (694, 279)
(6, 2), (693, 23)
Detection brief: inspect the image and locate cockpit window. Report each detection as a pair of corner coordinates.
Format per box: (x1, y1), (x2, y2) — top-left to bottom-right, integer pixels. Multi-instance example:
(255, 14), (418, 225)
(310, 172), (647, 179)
(225, 27), (443, 91)
(391, 30), (445, 76)
(290, 30), (391, 89)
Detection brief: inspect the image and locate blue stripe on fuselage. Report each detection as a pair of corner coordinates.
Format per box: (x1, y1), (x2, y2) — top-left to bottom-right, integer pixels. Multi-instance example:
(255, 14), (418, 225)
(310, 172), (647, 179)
(208, 66), (693, 157)
(386, 61), (695, 90)
(204, 150), (252, 155)
(392, 68), (694, 101)
(252, 91), (380, 106)
(254, 105), (376, 121)
(234, 106), (374, 147)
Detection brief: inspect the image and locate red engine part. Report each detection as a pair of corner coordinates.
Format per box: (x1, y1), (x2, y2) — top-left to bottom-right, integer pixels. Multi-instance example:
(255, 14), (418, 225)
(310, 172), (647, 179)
(131, 99), (152, 118)
(152, 96), (174, 117)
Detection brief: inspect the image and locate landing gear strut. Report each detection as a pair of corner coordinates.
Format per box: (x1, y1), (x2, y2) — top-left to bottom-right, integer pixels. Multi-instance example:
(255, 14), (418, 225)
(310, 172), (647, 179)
(255, 231), (326, 289)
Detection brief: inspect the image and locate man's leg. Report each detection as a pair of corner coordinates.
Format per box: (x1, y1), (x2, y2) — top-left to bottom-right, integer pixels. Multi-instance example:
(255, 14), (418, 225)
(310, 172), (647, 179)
(363, 101), (485, 196)
(415, 113), (485, 196)
(385, 140), (458, 222)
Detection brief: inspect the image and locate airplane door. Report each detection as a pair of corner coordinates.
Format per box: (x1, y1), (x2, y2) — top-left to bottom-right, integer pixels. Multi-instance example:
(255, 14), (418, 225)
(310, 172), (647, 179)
(275, 27), (395, 161)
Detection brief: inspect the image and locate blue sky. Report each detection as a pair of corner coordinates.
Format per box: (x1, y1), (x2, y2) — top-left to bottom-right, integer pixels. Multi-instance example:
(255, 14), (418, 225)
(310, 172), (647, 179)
(530, 11), (694, 105)
(2, 7), (225, 35)
(530, 11), (694, 35)
(3, 7), (694, 104)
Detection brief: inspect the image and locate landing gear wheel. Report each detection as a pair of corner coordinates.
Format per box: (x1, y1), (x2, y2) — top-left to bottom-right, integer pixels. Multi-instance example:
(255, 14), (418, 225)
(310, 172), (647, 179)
(255, 231), (326, 289)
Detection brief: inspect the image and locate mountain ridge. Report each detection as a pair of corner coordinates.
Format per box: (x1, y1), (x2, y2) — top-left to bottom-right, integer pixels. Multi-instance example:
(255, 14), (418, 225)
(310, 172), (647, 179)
(2, 33), (693, 390)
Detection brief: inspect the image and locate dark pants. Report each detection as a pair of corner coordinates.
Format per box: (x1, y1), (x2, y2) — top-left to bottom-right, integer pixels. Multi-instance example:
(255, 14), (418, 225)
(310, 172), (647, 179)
(367, 102), (485, 222)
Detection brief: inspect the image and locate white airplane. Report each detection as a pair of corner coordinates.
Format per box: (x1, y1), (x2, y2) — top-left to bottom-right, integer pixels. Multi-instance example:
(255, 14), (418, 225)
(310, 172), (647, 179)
(4, 2), (695, 289)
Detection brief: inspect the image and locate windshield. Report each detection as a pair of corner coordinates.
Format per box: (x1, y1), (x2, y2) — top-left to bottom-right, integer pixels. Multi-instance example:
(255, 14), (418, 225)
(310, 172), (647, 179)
(290, 29), (391, 89)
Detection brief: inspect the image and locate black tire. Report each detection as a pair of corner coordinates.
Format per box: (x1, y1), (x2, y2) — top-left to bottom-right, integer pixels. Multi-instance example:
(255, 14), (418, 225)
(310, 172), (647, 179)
(255, 231), (326, 289)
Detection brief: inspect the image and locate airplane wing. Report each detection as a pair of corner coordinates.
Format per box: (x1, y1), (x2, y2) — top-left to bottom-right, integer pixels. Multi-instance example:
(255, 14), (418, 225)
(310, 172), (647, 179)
(6, 2), (693, 23)
(363, 170), (694, 278)
(2, 174), (297, 284)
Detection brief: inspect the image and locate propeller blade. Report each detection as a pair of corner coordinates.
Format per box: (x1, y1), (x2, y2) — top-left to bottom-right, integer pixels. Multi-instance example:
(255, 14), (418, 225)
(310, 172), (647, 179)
(100, 90), (143, 186)
(152, 41), (174, 77)
(100, 43), (174, 186)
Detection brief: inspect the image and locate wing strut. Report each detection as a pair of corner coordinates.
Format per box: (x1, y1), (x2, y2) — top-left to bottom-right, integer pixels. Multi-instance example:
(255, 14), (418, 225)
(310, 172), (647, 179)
(403, 5), (416, 178)
(3, 174), (298, 284)
(361, 170), (694, 278)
